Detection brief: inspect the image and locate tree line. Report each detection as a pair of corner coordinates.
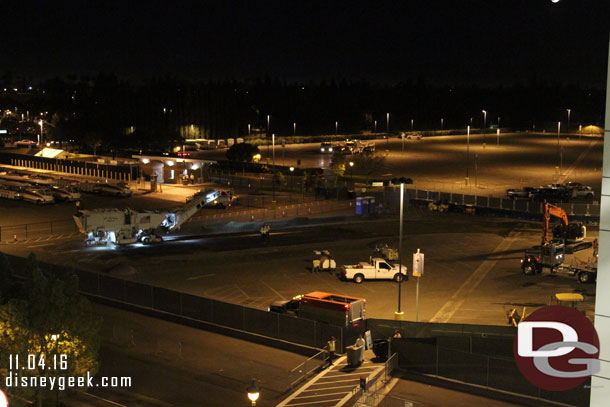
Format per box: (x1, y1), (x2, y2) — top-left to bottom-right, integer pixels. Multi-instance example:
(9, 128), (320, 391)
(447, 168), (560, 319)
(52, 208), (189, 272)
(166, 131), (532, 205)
(0, 73), (604, 154)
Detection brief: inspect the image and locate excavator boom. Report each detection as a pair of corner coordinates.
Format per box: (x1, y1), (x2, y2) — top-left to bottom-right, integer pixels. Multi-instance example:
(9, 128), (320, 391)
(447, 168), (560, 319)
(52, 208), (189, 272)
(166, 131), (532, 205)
(542, 202), (568, 245)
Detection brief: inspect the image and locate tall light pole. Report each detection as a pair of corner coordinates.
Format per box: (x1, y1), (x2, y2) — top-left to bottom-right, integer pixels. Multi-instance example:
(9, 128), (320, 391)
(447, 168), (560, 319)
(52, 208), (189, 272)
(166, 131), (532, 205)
(272, 133), (276, 203)
(374, 120), (377, 134)
(293, 122), (296, 136)
(386, 113), (390, 149)
(566, 109), (571, 135)
(482, 110), (487, 143)
(395, 182), (405, 320)
(38, 120), (43, 147)
(335, 121), (338, 136)
(557, 121), (561, 175)
(248, 123), (251, 137)
(411, 118), (414, 132)
(440, 118), (444, 131)
(466, 125), (470, 181)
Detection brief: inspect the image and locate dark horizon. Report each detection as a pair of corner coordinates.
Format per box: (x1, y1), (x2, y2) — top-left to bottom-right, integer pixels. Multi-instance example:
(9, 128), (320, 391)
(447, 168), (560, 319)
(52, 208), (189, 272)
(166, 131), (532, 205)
(1, 0), (609, 88)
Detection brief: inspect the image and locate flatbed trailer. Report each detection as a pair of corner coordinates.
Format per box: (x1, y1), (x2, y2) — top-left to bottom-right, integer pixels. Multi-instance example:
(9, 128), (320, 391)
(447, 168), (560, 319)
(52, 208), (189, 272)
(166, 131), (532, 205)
(556, 263), (597, 283)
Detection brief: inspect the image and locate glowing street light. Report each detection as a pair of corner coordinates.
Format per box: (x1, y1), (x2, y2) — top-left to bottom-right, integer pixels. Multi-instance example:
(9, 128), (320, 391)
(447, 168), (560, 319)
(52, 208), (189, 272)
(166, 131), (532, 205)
(247, 379), (260, 406)
(566, 108), (571, 135)
(335, 121), (338, 135)
(293, 122), (296, 136)
(481, 110), (487, 143)
(39, 120), (43, 146)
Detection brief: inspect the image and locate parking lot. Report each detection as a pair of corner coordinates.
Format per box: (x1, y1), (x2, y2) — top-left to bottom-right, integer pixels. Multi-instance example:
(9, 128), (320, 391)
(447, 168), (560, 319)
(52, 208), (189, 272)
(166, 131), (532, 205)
(0, 207), (597, 326)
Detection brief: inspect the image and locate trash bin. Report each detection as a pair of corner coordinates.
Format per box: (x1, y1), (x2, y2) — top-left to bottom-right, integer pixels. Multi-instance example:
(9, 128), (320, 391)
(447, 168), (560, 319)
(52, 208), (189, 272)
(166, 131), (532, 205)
(372, 339), (389, 361)
(346, 345), (364, 366)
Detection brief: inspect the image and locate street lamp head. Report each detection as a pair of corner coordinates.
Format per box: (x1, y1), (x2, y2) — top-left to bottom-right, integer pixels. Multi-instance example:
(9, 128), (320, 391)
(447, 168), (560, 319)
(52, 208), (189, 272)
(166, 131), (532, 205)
(289, 167), (294, 172)
(349, 161), (354, 167)
(247, 379), (260, 402)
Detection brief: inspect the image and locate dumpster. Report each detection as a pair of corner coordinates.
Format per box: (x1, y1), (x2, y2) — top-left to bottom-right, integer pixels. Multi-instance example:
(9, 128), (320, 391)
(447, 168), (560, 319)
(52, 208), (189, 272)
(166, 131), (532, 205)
(372, 339), (388, 361)
(346, 345), (364, 366)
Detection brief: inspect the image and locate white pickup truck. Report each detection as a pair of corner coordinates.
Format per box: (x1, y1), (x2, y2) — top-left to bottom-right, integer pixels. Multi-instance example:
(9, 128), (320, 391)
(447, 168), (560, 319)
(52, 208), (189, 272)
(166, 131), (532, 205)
(342, 257), (407, 283)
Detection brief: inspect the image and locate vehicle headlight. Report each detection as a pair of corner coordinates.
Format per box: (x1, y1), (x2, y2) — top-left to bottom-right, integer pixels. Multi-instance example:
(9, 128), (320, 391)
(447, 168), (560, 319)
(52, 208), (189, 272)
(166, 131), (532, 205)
(329, 147), (333, 151)
(321, 148), (325, 152)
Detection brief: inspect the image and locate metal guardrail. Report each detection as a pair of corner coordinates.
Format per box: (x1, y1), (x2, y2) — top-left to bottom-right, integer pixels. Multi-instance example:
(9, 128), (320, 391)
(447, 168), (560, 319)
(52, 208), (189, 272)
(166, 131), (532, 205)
(346, 353), (399, 407)
(287, 349), (327, 390)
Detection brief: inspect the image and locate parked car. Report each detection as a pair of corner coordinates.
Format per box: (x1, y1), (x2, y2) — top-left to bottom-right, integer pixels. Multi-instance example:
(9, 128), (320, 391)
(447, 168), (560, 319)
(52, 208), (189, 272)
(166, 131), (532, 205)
(564, 182), (595, 199)
(506, 187), (537, 199)
(531, 187), (570, 202)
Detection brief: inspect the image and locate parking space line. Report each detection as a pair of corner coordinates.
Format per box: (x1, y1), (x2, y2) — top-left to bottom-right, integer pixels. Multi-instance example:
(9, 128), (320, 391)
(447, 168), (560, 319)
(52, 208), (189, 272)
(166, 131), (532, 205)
(300, 384), (356, 392)
(293, 391), (349, 399)
(285, 399), (343, 407)
(260, 279), (286, 300)
(430, 230), (521, 323)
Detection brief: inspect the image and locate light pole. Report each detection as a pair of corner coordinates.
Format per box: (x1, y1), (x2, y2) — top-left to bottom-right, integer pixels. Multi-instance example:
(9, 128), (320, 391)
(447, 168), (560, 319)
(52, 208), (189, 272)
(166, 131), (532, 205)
(248, 123), (251, 137)
(466, 125), (470, 181)
(349, 161), (354, 184)
(272, 133), (276, 203)
(39, 120), (43, 147)
(247, 379), (260, 407)
(335, 121), (338, 136)
(482, 110), (487, 144)
(411, 118), (414, 132)
(293, 122), (296, 136)
(374, 120), (377, 134)
(557, 121), (561, 175)
(440, 118), (444, 131)
(386, 113), (390, 149)
(566, 109), (571, 135)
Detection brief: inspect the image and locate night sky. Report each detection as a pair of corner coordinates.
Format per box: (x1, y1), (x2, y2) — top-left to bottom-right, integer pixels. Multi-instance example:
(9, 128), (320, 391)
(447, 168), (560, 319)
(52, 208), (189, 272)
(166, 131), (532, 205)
(1, 0), (609, 87)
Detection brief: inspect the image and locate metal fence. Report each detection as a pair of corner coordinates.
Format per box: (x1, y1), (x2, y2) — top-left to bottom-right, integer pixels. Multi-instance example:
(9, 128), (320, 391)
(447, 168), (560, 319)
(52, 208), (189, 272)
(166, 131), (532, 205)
(0, 219), (77, 242)
(382, 186), (600, 220)
(348, 352), (400, 407)
(60, 269), (348, 352)
(189, 200), (353, 226)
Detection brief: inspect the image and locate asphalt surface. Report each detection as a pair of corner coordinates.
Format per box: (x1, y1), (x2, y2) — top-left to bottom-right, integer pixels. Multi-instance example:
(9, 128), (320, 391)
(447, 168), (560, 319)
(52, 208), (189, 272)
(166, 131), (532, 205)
(0, 208), (597, 325)
(192, 132), (603, 197)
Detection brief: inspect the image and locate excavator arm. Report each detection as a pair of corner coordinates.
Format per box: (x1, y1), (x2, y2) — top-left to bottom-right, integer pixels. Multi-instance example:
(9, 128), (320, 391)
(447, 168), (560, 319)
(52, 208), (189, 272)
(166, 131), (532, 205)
(542, 202), (568, 245)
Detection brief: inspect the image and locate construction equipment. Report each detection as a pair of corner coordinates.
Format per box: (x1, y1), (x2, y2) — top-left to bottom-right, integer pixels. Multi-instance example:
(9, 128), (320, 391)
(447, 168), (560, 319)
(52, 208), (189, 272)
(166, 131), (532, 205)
(521, 203), (586, 276)
(312, 250), (337, 272)
(374, 244), (398, 261)
(73, 190), (214, 245)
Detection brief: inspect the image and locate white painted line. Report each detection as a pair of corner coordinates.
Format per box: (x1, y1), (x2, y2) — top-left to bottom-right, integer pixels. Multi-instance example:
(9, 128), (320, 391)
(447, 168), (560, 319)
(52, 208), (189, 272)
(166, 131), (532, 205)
(314, 378), (360, 384)
(430, 230), (520, 323)
(234, 284), (250, 298)
(186, 273), (216, 280)
(260, 279), (286, 300)
(294, 391), (350, 399)
(300, 384), (356, 392)
(276, 356), (348, 407)
(27, 243), (55, 248)
(285, 399), (344, 407)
